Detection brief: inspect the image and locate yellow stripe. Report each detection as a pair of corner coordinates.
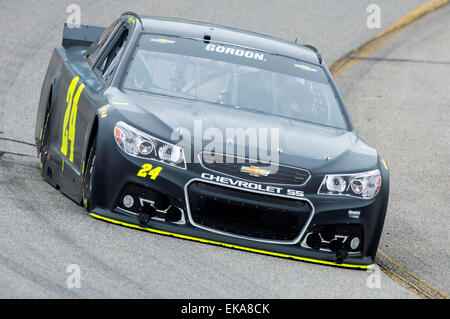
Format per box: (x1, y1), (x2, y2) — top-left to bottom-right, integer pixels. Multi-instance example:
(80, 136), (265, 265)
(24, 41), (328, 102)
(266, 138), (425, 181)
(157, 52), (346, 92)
(361, 145), (377, 152)
(329, 0), (450, 76)
(90, 213), (372, 270)
(382, 158), (389, 170)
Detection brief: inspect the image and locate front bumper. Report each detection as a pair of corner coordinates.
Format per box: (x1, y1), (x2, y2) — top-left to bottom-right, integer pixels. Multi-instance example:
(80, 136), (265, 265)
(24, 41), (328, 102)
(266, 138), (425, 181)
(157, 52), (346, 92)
(90, 125), (388, 269)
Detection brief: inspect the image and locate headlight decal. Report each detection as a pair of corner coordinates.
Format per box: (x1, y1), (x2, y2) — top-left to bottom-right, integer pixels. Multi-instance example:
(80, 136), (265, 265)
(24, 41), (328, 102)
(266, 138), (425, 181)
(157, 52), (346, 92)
(114, 121), (186, 169)
(318, 169), (381, 199)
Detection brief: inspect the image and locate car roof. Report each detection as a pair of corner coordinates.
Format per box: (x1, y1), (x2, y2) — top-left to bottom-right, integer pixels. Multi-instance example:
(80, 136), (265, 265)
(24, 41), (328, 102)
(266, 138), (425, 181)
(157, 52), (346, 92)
(139, 16), (321, 65)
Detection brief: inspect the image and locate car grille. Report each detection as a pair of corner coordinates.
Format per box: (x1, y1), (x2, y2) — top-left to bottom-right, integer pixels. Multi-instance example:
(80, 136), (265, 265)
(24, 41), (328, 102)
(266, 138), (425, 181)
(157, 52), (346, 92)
(187, 181), (312, 242)
(199, 152), (310, 185)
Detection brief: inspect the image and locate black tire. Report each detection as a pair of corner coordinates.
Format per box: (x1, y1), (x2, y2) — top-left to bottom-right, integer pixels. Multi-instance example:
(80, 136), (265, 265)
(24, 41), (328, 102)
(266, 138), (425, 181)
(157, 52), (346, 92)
(82, 139), (97, 211)
(39, 99), (51, 172)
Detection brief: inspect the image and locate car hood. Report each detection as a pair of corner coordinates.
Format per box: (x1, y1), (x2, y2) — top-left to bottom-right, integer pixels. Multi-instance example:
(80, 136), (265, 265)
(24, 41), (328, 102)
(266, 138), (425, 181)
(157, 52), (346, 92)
(112, 89), (379, 174)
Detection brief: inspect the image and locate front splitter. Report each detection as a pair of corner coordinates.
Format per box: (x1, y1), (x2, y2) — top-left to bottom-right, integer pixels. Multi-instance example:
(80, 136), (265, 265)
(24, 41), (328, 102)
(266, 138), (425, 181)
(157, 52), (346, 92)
(90, 207), (374, 270)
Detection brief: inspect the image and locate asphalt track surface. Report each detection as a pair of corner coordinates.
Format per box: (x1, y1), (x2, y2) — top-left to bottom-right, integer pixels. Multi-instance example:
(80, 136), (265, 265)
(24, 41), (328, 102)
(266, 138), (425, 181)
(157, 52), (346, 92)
(0, 0), (447, 298)
(335, 4), (450, 295)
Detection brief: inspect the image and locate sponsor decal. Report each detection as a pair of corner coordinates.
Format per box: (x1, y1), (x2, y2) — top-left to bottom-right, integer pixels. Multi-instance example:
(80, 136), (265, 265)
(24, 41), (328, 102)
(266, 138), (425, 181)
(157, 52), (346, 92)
(99, 104), (109, 118)
(205, 44), (265, 61)
(348, 210), (361, 219)
(201, 172), (304, 197)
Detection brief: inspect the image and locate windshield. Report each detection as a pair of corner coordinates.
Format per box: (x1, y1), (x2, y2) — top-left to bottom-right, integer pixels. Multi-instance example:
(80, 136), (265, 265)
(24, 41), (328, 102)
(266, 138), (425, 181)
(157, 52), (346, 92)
(123, 34), (348, 129)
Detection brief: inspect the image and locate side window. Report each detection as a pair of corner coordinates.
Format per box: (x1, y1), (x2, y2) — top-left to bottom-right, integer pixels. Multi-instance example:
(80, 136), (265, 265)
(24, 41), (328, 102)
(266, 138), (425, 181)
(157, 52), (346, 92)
(87, 18), (121, 66)
(94, 24), (129, 82)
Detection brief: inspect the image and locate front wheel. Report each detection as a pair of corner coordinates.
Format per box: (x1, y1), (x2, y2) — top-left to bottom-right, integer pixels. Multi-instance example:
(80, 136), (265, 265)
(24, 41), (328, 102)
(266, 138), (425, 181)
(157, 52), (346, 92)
(82, 139), (97, 211)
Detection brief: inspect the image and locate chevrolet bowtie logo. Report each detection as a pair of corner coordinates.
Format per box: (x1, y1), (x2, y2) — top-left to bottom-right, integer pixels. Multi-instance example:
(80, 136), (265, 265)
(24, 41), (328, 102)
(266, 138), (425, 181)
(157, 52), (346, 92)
(240, 166), (271, 177)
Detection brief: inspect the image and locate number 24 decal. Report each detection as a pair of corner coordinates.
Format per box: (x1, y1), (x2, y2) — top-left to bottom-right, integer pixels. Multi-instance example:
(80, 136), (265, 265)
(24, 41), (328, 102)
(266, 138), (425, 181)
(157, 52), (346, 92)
(61, 76), (85, 163)
(137, 164), (163, 180)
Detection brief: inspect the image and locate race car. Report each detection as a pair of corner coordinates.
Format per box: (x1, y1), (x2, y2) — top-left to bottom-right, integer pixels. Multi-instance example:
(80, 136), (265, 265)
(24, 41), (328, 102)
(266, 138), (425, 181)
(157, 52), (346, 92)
(34, 12), (389, 269)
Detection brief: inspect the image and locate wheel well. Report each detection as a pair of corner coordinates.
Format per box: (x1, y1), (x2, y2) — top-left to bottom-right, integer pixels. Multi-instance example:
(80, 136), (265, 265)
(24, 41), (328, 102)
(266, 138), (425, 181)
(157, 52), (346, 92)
(37, 85), (53, 148)
(47, 85), (53, 110)
(84, 116), (98, 176)
(43, 84), (53, 128)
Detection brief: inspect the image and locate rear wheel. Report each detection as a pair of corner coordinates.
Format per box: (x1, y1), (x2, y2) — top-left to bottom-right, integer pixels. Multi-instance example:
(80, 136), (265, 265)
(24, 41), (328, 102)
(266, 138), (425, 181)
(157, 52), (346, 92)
(39, 99), (51, 172)
(82, 139), (97, 211)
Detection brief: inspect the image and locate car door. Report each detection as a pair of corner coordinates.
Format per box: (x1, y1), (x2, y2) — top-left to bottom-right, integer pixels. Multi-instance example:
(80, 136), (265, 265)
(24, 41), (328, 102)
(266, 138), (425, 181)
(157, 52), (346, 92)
(54, 19), (127, 195)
